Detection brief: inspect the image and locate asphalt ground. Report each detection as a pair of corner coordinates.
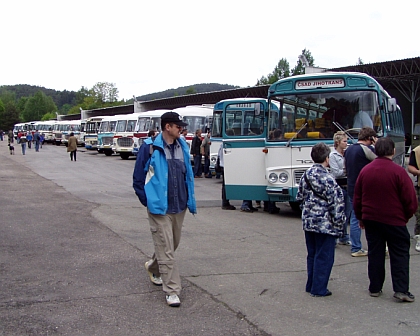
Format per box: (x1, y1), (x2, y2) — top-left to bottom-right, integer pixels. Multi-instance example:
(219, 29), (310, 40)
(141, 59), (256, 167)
(1, 138), (419, 336)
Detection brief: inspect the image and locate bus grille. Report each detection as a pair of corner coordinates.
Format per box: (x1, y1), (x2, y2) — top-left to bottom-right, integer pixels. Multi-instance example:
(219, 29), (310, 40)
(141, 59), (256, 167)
(117, 137), (133, 147)
(102, 136), (113, 145)
(294, 170), (306, 185)
(56, 134), (62, 139)
(65, 134), (70, 140)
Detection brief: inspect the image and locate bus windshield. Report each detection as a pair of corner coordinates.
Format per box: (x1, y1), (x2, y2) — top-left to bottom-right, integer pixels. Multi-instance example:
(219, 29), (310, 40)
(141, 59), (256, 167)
(183, 116), (207, 133)
(268, 91), (381, 141)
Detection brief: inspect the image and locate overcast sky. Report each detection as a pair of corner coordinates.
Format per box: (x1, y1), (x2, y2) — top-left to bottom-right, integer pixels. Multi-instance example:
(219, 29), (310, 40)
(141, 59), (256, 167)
(1, 0), (418, 101)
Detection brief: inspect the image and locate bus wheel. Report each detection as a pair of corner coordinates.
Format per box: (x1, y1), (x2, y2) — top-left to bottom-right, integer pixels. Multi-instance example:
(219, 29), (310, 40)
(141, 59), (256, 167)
(105, 151), (113, 156)
(289, 201), (302, 212)
(120, 153), (130, 160)
(55, 141), (60, 146)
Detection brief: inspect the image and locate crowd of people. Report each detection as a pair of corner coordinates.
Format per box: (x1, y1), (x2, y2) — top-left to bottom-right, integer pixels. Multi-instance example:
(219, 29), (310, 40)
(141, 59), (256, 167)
(132, 118), (419, 307)
(4, 129), (44, 155)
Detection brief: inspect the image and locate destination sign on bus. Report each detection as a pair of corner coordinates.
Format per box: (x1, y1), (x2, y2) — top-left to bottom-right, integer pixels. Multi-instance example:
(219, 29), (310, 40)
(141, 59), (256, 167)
(295, 78), (345, 90)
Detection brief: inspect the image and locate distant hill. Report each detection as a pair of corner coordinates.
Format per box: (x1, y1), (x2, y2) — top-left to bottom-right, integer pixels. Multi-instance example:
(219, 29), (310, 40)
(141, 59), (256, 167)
(135, 83), (240, 101)
(0, 84), (77, 109)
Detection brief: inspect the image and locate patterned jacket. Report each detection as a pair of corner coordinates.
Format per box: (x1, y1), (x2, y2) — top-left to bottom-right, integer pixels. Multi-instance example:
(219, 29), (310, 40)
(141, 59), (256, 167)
(296, 164), (346, 237)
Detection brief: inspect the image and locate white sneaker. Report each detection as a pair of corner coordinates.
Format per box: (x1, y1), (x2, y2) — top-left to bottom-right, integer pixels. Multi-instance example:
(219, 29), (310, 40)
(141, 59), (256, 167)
(166, 294), (181, 307)
(414, 235), (420, 252)
(145, 261), (162, 286)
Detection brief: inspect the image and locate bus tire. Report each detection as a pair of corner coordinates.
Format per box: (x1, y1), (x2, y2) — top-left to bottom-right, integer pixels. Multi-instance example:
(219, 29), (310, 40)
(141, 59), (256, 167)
(55, 141), (60, 146)
(120, 153), (130, 160)
(289, 201), (302, 212)
(105, 151), (113, 156)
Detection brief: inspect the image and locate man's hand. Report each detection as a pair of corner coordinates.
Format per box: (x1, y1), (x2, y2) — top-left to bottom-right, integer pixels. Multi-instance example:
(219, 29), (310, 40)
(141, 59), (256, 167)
(359, 220), (365, 229)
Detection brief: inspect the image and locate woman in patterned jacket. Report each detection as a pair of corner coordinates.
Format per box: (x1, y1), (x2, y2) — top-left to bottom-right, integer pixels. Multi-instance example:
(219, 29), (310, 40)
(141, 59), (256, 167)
(296, 142), (346, 297)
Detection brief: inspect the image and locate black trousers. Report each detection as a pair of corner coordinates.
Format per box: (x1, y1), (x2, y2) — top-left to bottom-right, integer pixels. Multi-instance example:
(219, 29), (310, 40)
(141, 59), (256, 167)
(70, 150), (77, 161)
(364, 220), (410, 293)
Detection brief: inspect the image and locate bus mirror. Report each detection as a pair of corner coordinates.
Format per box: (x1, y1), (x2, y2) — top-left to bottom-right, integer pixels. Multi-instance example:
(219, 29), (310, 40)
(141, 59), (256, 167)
(254, 103), (262, 116)
(388, 98), (397, 113)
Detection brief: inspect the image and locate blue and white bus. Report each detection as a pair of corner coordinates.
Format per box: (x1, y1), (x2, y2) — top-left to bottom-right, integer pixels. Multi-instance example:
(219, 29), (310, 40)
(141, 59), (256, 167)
(219, 72), (404, 211)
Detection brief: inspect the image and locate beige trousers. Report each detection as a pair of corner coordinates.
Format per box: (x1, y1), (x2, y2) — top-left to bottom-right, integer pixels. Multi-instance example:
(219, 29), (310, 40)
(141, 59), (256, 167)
(146, 209), (186, 296)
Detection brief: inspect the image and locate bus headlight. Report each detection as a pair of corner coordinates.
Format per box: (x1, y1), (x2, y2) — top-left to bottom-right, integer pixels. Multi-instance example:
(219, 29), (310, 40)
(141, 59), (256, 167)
(268, 173), (278, 183)
(210, 155), (217, 165)
(279, 172), (288, 183)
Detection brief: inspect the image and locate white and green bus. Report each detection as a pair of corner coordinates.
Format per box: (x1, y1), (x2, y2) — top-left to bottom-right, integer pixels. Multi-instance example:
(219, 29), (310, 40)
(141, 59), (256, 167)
(217, 72), (404, 211)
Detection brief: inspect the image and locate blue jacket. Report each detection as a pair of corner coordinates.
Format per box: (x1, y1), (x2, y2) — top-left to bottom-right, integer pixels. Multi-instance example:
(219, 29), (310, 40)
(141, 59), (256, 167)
(133, 134), (196, 215)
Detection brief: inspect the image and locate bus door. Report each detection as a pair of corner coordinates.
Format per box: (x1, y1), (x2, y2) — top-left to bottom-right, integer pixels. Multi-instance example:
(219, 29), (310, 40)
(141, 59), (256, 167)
(222, 100), (268, 201)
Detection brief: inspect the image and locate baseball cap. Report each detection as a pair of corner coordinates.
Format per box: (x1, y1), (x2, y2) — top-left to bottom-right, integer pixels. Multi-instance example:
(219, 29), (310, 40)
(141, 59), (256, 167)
(161, 111), (188, 127)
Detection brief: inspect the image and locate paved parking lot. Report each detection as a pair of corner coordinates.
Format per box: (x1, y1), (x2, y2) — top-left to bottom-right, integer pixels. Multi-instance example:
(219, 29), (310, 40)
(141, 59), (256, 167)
(1, 140), (419, 335)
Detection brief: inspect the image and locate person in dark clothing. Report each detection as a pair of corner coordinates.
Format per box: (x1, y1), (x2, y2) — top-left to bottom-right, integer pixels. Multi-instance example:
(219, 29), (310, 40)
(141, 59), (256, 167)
(191, 129), (203, 178)
(344, 127), (377, 257)
(354, 137), (417, 302)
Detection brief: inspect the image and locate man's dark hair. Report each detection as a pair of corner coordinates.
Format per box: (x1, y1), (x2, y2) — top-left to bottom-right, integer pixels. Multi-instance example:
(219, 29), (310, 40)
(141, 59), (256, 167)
(374, 137), (394, 157)
(147, 130), (156, 137)
(311, 142), (331, 163)
(358, 127), (377, 141)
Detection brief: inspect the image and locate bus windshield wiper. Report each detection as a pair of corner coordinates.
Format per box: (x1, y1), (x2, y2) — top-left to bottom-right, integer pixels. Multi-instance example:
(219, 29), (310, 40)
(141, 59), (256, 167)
(286, 122), (307, 147)
(332, 122), (355, 142)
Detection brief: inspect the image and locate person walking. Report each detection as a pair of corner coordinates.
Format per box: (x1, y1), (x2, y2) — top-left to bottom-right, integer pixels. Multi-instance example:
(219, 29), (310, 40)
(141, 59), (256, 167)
(344, 127), (377, 257)
(8, 130), (14, 144)
(26, 131), (33, 149)
(67, 132), (78, 161)
(133, 111), (196, 307)
(20, 132), (27, 155)
(353, 137), (417, 302)
(407, 144), (420, 252)
(34, 130), (41, 152)
(296, 142), (346, 297)
(329, 131), (351, 245)
(191, 129), (203, 178)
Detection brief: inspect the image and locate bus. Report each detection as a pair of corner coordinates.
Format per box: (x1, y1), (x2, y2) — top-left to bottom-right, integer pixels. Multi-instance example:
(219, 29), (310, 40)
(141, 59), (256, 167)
(61, 121), (82, 147)
(131, 106), (213, 159)
(97, 115), (118, 156)
(34, 121), (56, 143)
(84, 116), (105, 150)
(132, 109), (171, 156)
(112, 113), (141, 159)
(52, 121), (68, 145)
(218, 72), (404, 211)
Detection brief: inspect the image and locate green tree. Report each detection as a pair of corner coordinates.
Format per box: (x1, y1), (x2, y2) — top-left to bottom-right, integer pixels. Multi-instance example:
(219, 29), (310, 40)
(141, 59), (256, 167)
(22, 91), (57, 122)
(291, 48), (315, 76)
(59, 103), (72, 115)
(256, 58), (290, 86)
(41, 112), (56, 121)
(0, 100), (21, 131)
(92, 82), (119, 103)
(185, 87), (196, 95)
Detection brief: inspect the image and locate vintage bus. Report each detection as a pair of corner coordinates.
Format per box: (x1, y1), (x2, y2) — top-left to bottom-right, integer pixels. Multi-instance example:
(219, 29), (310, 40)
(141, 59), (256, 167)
(132, 109), (171, 156)
(219, 72), (404, 211)
(61, 121), (82, 147)
(34, 120), (56, 143)
(112, 113), (141, 159)
(52, 121), (69, 145)
(131, 106), (213, 159)
(97, 115), (118, 156)
(84, 116), (105, 150)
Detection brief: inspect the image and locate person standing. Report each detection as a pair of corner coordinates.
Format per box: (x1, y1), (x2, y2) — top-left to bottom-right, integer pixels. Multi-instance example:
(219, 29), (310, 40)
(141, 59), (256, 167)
(133, 111), (196, 307)
(201, 129), (212, 178)
(0, 129), (3, 141)
(407, 144), (420, 252)
(329, 131), (351, 245)
(67, 132), (78, 161)
(191, 129), (203, 178)
(296, 142), (346, 297)
(354, 137), (417, 302)
(344, 127), (377, 257)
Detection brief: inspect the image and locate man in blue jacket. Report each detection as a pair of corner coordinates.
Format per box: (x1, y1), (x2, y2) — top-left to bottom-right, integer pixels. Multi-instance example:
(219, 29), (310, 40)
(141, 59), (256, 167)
(133, 111), (196, 307)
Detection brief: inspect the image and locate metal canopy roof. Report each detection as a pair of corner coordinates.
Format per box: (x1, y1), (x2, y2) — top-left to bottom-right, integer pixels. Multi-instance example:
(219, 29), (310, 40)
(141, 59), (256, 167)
(63, 57), (420, 130)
